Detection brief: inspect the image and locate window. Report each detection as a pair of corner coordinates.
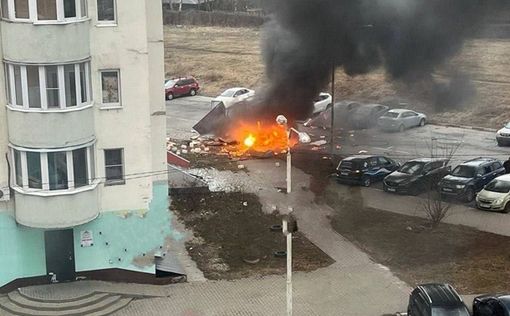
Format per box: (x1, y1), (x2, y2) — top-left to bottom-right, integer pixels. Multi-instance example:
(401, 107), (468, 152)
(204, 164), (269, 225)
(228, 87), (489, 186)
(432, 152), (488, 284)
(492, 162), (502, 171)
(1, 0), (9, 18)
(48, 152), (68, 190)
(14, 0), (29, 18)
(72, 148), (87, 187)
(45, 66), (59, 108)
(97, 0), (115, 23)
(80, 0), (87, 17)
(26, 152), (42, 189)
(13, 150), (22, 186)
(64, 0), (76, 18)
(378, 157), (389, 165)
(4, 62), (91, 110)
(27, 66), (41, 108)
(13, 65), (23, 106)
(64, 64), (77, 107)
(11, 145), (94, 192)
(37, 0), (57, 20)
(483, 165), (492, 174)
(100, 70), (120, 105)
(104, 149), (124, 184)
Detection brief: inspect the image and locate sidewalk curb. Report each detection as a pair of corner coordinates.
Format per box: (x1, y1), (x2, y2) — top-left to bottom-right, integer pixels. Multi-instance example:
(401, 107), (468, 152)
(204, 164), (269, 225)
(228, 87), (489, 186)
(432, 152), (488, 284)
(429, 121), (497, 133)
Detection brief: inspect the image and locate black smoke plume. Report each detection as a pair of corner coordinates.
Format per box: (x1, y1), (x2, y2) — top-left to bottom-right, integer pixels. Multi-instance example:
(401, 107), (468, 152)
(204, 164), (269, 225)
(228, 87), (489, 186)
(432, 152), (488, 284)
(244, 0), (483, 121)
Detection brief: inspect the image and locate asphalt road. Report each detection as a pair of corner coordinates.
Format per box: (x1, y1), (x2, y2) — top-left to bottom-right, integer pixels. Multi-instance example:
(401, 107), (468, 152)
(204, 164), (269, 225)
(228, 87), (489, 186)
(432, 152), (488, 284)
(166, 95), (510, 166)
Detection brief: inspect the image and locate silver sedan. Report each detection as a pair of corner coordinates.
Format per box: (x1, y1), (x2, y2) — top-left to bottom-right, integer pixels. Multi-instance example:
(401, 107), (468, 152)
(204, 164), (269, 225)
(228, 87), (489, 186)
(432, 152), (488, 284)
(377, 109), (427, 132)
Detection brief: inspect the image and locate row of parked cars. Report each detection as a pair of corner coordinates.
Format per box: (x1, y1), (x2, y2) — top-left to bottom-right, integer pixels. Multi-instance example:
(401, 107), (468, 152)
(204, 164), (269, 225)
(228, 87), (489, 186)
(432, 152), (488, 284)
(407, 283), (510, 316)
(336, 154), (510, 212)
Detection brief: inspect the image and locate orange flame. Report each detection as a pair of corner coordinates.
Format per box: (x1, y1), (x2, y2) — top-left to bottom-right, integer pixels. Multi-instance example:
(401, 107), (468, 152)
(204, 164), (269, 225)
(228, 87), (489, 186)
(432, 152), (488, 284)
(226, 121), (296, 156)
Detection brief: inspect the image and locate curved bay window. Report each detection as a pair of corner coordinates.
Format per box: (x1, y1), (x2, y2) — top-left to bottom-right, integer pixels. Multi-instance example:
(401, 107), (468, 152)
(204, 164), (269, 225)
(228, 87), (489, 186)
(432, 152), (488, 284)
(1, 0), (88, 22)
(11, 143), (95, 193)
(4, 61), (91, 111)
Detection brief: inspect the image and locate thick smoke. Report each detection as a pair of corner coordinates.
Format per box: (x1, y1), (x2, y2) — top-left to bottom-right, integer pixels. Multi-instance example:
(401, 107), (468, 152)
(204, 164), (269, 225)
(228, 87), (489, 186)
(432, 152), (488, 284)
(252, 0), (482, 121)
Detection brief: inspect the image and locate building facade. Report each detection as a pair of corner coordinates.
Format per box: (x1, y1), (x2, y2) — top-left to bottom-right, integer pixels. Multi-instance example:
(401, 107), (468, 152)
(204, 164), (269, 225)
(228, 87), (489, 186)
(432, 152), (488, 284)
(0, 0), (176, 289)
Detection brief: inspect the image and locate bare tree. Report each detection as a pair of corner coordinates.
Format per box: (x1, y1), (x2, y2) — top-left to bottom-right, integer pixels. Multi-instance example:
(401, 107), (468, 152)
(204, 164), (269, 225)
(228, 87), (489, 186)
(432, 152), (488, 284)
(421, 191), (452, 227)
(419, 136), (463, 227)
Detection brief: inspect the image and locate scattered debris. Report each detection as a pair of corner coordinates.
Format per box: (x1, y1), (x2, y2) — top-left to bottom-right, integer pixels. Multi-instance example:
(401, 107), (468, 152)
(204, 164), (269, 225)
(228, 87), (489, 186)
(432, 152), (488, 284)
(238, 164), (245, 170)
(275, 162), (280, 167)
(310, 140), (328, 146)
(242, 201), (248, 207)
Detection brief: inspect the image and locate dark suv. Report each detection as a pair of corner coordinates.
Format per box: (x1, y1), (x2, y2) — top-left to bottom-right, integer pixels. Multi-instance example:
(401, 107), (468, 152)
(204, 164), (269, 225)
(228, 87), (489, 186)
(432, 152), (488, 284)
(408, 283), (470, 316)
(383, 158), (450, 195)
(438, 157), (505, 202)
(474, 294), (510, 316)
(336, 154), (399, 187)
(165, 77), (200, 100)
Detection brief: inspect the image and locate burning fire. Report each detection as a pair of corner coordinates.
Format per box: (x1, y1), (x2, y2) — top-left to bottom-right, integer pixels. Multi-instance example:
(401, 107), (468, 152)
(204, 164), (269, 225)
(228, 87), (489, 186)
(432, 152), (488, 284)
(244, 134), (256, 148)
(226, 121), (296, 156)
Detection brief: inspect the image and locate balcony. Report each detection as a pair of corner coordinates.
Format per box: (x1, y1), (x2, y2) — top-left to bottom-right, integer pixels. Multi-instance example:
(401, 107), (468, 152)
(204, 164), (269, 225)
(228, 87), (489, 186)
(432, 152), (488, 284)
(7, 105), (95, 148)
(1, 20), (90, 63)
(13, 181), (100, 229)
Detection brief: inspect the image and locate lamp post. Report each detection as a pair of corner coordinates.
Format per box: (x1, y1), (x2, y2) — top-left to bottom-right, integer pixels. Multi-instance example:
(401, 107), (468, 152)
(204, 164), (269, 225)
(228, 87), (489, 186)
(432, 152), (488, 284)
(276, 115), (292, 193)
(282, 213), (298, 316)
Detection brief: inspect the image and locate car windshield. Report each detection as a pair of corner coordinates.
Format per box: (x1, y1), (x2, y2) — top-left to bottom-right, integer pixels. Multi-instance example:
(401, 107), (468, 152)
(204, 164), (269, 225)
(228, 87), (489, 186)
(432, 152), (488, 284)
(506, 122), (510, 128)
(340, 159), (367, 170)
(431, 307), (469, 316)
(485, 179), (510, 193)
(399, 161), (425, 175)
(451, 165), (476, 178)
(220, 89), (237, 97)
(382, 112), (399, 118)
(165, 79), (177, 87)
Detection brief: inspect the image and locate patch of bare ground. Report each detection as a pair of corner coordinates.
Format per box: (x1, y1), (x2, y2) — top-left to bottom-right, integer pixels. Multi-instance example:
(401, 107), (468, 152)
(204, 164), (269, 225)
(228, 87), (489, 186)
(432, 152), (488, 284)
(165, 26), (510, 128)
(170, 191), (334, 280)
(324, 184), (510, 294)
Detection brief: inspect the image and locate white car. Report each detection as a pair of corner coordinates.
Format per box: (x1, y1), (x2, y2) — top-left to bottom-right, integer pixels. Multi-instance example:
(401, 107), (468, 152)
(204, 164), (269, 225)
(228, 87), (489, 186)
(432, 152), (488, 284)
(312, 93), (332, 114)
(496, 122), (510, 146)
(377, 109), (427, 132)
(476, 174), (510, 213)
(212, 87), (255, 108)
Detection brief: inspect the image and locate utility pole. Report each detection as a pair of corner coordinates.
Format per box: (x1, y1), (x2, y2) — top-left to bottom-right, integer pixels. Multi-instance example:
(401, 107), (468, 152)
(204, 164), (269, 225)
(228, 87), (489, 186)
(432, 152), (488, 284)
(282, 214), (297, 316)
(330, 65), (335, 157)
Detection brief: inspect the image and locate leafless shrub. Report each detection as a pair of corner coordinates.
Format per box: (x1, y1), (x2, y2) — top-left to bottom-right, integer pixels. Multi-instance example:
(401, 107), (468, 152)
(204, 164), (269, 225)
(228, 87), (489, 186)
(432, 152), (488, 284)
(421, 191), (452, 227)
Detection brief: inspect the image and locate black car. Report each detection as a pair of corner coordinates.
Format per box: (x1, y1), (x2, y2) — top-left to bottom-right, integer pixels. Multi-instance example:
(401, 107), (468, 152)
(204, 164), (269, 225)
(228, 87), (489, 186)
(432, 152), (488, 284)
(474, 294), (510, 316)
(408, 283), (470, 316)
(438, 157), (505, 202)
(383, 158), (450, 195)
(336, 154), (399, 187)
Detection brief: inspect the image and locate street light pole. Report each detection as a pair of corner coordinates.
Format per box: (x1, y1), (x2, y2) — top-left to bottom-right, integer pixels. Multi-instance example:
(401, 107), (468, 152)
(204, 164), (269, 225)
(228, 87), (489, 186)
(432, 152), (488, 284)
(286, 134), (292, 194)
(330, 64), (335, 156)
(282, 217), (292, 316)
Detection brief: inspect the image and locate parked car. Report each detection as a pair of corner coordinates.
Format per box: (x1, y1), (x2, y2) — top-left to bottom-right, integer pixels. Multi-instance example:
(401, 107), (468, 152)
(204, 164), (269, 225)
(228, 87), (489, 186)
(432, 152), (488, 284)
(349, 103), (389, 129)
(438, 157), (505, 202)
(165, 77), (200, 100)
(473, 293), (510, 316)
(407, 283), (470, 316)
(336, 154), (399, 187)
(496, 122), (510, 146)
(377, 109), (427, 132)
(476, 174), (510, 213)
(312, 92), (332, 114)
(383, 158), (450, 195)
(212, 87), (255, 107)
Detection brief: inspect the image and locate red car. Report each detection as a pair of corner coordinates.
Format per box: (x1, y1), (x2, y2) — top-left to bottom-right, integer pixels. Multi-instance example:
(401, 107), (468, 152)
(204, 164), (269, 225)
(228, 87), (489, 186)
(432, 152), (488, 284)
(165, 77), (200, 100)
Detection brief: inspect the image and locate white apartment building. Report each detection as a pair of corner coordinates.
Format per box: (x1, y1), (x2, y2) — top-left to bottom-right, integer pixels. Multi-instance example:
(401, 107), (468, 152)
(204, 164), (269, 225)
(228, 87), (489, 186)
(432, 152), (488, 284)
(0, 0), (175, 290)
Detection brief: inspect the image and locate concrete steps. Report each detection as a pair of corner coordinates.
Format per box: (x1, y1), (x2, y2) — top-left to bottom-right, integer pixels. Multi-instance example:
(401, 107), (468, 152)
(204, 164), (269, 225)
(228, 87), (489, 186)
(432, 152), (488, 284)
(0, 290), (132, 316)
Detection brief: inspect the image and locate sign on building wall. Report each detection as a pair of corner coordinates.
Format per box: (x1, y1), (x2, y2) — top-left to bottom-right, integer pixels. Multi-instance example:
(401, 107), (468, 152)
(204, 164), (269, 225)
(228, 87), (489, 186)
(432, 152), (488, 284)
(80, 230), (94, 247)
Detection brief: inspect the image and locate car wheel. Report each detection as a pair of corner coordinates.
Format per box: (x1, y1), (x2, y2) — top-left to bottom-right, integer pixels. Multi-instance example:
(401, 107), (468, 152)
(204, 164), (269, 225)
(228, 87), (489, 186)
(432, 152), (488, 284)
(503, 203), (510, 214)
(190, 89), (197, 96)
(497, 140), (503, 147)
(464, 187), (475, 203)
(362, 177), (371, 187)
(419, 119), (426, 127)
(398, 124), (405, 132)
(167, 93), (174, 100)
